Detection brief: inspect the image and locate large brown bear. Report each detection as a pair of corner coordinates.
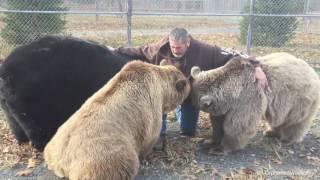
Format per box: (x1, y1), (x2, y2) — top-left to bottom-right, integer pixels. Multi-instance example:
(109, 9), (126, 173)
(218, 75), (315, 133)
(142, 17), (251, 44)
(44, 60), (190, 180)
(191, 52), (320, 154)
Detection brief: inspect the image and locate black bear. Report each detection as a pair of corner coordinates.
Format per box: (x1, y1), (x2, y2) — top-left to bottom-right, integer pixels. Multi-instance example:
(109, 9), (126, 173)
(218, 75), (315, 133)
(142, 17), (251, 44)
(0, 36), (133, 151)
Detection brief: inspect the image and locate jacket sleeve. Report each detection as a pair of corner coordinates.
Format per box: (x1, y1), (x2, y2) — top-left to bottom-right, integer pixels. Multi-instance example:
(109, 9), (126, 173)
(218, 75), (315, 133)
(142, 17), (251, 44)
(116, 42), (162, 64)
(212, 46), (246, 68)
(116, 45), (152, 62)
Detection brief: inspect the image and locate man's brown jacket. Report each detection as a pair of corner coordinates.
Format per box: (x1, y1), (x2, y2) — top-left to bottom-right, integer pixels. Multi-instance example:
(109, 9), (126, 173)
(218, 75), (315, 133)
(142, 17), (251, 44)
(117, 35), (239, 77)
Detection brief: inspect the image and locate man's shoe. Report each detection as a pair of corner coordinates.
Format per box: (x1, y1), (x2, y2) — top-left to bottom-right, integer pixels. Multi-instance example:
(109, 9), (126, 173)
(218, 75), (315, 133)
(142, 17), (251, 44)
(180, 129), (199, 137)
(153, 135), (166, 151)
(180, 131), (195, 137)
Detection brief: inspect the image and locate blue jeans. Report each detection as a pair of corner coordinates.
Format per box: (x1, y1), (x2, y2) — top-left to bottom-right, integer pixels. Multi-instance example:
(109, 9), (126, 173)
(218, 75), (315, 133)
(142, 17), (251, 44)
(161, 99), (199, 136)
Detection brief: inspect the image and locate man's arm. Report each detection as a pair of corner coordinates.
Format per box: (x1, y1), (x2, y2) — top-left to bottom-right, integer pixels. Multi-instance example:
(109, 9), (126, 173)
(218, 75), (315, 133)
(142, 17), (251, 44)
(213, 46), (248, 68)
(249, 58), (269, 89)
(117, 45), (153, 62)
(213, 47), (268, 89)
(116, 37), (167, 63)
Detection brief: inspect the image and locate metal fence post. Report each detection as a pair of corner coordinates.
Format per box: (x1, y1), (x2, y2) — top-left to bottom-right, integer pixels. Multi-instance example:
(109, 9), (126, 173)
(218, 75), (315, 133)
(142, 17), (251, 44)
(95, 0), (99, 22)
(127, 0), (132, 47)
(303, 0), (310, 33)
(246, 0), (255, 55)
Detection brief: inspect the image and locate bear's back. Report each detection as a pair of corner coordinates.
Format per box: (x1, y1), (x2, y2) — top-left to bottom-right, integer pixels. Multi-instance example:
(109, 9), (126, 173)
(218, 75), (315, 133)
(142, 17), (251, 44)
(258, 52), (320, 92)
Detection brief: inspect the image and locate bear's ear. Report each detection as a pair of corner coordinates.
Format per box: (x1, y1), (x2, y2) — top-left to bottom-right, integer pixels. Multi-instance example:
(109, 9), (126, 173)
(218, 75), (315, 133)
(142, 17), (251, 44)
(176, 79), (187, 92)
(188, 75), (194, 84)
(160, 59), (172, 66)
(191, 66), (201, 78)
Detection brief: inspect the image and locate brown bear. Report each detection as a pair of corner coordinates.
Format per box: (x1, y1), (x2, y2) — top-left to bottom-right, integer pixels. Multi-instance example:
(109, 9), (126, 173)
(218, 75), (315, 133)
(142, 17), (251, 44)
(44, 60), (190, 180)
(191, 52), (320, 154)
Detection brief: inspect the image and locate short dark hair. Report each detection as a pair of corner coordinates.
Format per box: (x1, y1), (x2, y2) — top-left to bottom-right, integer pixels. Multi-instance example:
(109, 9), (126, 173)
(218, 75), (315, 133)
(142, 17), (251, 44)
(169, 28), (190, 42)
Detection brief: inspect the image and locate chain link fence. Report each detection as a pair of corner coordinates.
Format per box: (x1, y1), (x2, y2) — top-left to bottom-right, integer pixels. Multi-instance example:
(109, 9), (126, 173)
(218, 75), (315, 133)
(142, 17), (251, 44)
(0, 0), (319, 70)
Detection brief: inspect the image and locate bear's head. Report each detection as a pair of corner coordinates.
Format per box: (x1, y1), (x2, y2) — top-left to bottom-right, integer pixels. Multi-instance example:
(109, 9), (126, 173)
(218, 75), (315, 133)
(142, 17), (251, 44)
(159, 60), (190, 113)
(190, 56), (257, 115)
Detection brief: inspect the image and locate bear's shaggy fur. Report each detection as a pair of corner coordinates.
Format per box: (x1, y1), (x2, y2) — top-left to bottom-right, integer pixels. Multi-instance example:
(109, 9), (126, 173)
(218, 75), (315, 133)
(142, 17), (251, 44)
(191, 52), (320, 153)
(0, 36), (133, 151)
(44, 61), (190, 180)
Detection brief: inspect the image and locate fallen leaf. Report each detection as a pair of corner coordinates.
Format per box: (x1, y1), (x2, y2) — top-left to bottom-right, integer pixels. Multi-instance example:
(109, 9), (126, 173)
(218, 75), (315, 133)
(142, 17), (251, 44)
(2, 147), (9, 153)
(190, 137), (204, 143)
(181, 175), (197, 180)
(271, 158), (282, 165)
(27, 158), (41, 168)
(208, 149), (226, 156)
(306, 156), (320, 162)
(192, 160), (198, 164)
(310, 147), (316, 153)
(299, 154), (305, 158)
(15, 169), (33, 177)
(310, 127), (320, 138)
(288, 150), (294, 154)
(243, 167), (255, 175)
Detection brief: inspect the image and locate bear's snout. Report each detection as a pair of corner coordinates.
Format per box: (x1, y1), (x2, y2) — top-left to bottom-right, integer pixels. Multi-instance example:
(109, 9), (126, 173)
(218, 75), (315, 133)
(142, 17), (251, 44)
(199, 95), (213, 110)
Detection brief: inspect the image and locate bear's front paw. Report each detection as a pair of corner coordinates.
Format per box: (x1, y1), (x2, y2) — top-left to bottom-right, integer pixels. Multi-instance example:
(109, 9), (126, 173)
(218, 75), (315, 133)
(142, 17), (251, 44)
(208, 146), (229, 156)
(153, 135), (166, 152)
(264, 130), (280, 138)
(199, 139), (221, 150)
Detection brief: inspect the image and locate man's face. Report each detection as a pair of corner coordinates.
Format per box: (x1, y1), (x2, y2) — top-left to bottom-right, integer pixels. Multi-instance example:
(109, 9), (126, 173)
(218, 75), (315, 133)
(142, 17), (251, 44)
(169, 39), (190, 58)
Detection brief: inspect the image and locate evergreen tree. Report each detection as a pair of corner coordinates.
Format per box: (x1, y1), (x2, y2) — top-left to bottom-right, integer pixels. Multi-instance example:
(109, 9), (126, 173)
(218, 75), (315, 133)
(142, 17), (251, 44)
(240, 0), (302, 47)
(1, 0), (66, 45)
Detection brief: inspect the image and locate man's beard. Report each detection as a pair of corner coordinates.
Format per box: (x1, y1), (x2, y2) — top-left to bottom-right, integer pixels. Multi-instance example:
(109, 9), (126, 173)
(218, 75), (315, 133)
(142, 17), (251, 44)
(172, 53), (184, 58)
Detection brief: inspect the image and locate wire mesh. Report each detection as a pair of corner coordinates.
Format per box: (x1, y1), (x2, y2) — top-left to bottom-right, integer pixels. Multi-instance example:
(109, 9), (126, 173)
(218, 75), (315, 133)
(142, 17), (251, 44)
(0, 0), (318, 69)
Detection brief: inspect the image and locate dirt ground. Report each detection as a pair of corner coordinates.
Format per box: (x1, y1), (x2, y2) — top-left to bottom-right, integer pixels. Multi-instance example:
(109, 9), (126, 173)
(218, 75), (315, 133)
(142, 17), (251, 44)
(0, 109), (320, 180)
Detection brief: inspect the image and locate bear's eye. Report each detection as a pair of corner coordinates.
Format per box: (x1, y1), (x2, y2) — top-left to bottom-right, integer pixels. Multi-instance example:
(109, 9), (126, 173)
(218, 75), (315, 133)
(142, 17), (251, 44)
(175, 79), (187, 92)
(198, 87), (208, 94)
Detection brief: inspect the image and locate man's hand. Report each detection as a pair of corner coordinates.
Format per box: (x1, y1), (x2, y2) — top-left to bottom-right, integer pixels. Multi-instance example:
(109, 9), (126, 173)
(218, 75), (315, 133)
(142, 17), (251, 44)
(255, 66), (268, 89)
(106, 46), (115, 51)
